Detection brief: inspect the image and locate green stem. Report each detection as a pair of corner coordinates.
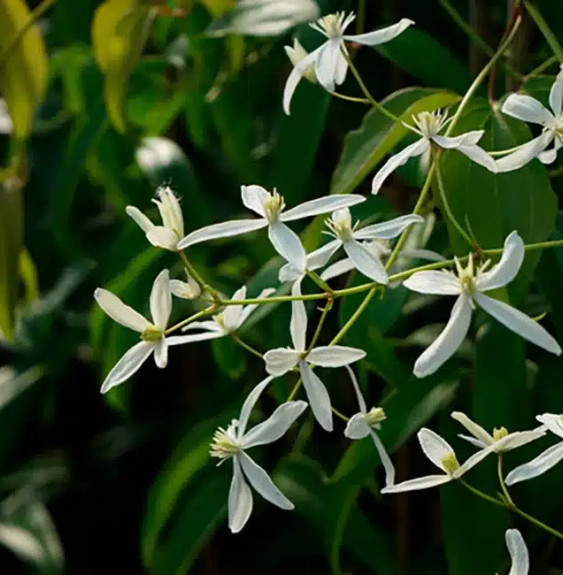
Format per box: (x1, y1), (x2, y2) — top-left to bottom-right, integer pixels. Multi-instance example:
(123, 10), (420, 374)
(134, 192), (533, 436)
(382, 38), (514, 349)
(287, 379), (302, 401)
(356, 0), (366, 35)
(164, 306), (217, 335)
(332, 406), (350, 422)
(497, 454), (515, 507)
(512, 506), (563, 541)
(330, 91), (371, 105)
(178, 251), (220, 302)
(329, 286), (379, 346)
(523, 54), (559, 82)
(306, 270), (334, 295)
(306, 301), (333, 353)
(231, 333), (263, 358)
(524, 1), (563, 62)
(460, 480), (506, 508)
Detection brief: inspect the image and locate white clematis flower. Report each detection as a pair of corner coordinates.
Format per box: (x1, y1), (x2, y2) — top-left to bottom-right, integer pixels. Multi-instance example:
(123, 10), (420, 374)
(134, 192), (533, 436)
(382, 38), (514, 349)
(94, 269), (197, 393)
(210, 376), (307, 533)
(372, 110), (497, 194)
(497, 65), (563, 172)
(403, 231), (561, 378)
(126, 186), (185, 251)
(283, 12), (414, 114)
(381, 427), (497, 494)
(505, 413), (563, 486)
(263, 284), (366, 432)
(177, 185), (365, 273)
(452, 411), (546, 453)
(170, 270), (201, 300)
(181, 285), (275, 342)
(344, 366), (395, 486)
(285, 39), (316, 84)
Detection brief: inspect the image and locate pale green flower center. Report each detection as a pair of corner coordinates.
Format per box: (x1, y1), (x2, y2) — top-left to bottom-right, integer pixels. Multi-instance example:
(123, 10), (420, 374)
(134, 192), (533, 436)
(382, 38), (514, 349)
(441, 452), (460, 475)
(326, 211), (353, 241)
(263, 191), (286, 223)
(141, 325), (164, 342)
(413, 110), (448, 138)
(365, 407), (386, 427)
(210, 426), (240, 459)
(493, 426), (509, 441)
(317, 13), (346, 38)
(455, 254), (476, 293)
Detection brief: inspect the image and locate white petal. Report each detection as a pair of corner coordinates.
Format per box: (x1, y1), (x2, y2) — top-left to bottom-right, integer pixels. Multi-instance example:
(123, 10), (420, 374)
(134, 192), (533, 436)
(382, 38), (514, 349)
(126, 205), (154, 233)
(475, 231), (524, 292)
(278, 262), (302, 283)
(343, 238), (388, 284)
(146, 226), (178, 251)
(454, 443), (497, 477)
(237, 376), (275, 438)
(299, 361), (333, 432)
(268, 221), (306, 272)
(320, 258), (355, 281)
(550, 66), (563, 116)
(242, 400), (308, 449)
(314, 39), (341, 92)
(306, 239), (342, 271)
(506, 529), (529, 575)
(501, 93), (553, 125)
(418, 427), (456, 472)
(94, 288), (150, 333)
(505, 442), (563, 486)
(381, 474), (451, 493)
(345, 365), (367, 414)
(334, 48), (348, 85)
(239, 452), (294, 510)
(166, 332), (224, 345)
(369, 429), (396, 487)
(238, 287), (276, 327)
(177, 219), (267, 250)
(308, 345), (366, 367)
(451, 411), (493, 444)
(495, 131), (555, 173)
(100, 341), (155, 393)
(371, 138), (430, 195)
(456, 144), (497, 172)
(344, 413), (371, 439)
(497, 428), (547, 452)
(182, 320), (223, 333)
(404, 270), (461, 295)
(473, 292), (562, 355)
(264, 348), (300, 376)
(241, 185), (270, 217)
(281, 194), (365, 222)
(153, 339), (168, 368)
(170, 277), (200, 300)
(283, 46), (321, 115)
(458, 434), (487, 449)
(222, 286), (246, 332)
(536, 413), (563, 439)
(344, 18), (414, 45)
(354, 214), (424, 241)
(538, 138), (563, 164)
(290, 281), (307, 352)
(228, 457), (253, 534)
(150, 269), (172, 330)
(413, 294), (472, 378)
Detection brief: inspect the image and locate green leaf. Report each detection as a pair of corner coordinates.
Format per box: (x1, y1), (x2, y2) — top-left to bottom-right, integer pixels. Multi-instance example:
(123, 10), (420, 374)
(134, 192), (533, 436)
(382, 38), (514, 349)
(0, 0), (48, 139)
(331, 88), (460, 196)
(92, 0), (155, 133)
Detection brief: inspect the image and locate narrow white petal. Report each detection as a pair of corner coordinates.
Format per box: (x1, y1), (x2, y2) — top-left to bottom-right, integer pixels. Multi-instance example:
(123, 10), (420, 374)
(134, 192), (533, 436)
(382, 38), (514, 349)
(222, 286), (246, 332)
(369, 429), (396, 487)
(281, 194), (365, 222)
(381, 474), (450, 493)
(237, 376), (275, 439)
(153, 339), (168, 368)
(126, 206), (154, 233)
(94, 288), (150, 332)
(306, 239), (342, 271)
(432, 130), (485, 149)
(536, 413), (563, 439)
(308, 345), (366, 367)
(458, 434), (487, 449)
(228, 457), (253, 534)
(550, 66), (563, 116)
(418, 428), (456, 472)
(278, 262), (302, 283)
(239, 452), (294, 510)
(150, 269), (172, 330)
(242, 400), (308, 449)
(283, 46), (321, 115)
(476, 231), (524, 292)
(238, 287), (276, 327)
(241, 185), (269, 217)
(170, 279), (199, 300)
(497, 428), (547, 452)
(538, 138), (563, 164)
(100, 341), (155, 393)
(454, 443), (497, 477)
(505, 442), (563, 485)
(299, 361), (333, 432)
(473, 292), (562, 355)
(290, 281), (307, 352)
(501, 93), (553, 125)
(495, 131), (555, 173)
(371, 138), (430, 195)
(166, 332), (224, 345)
(343, 18), (414, 46)
(177, 218), (267, 249)
(146, 226), (178, 251)
(506, 529), (529, 575)
(264, 348), (300, 376)
(268, 221), (306, 272)
(451, 411), (493, 444)
(334, 48), (348, 85)
(345, 365), (366, 414)
(413, 294), (472, 378)
(343, 238), (388, 284)
(456, 144), (497, 172)
(344, 413), (371, 439)
(404, 271), (460, 298)
(181, 320), (222, 333)
(314, 39), (341, 92)
(354, 214), (424, 241)
(320, 258), (355, 281)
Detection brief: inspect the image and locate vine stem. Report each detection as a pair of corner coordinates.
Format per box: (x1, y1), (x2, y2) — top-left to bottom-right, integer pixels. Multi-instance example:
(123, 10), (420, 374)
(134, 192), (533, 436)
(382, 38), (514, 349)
(497, 454), (515, 507)
(524, 1), (563, 62)
(164, 306), (217, 335)
(330, 91), (370, 105)
(178, 251), (220, 303)
(231, 334), (263, 359)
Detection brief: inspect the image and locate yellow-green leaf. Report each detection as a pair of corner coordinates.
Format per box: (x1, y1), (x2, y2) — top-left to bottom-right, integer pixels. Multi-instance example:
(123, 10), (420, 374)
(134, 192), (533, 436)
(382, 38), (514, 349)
(0, 0), (48, 139)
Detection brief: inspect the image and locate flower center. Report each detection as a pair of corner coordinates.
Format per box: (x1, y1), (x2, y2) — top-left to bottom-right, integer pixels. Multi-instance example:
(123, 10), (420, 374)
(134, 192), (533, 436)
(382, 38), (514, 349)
(365, 407), (386, 427)
(493, 426), (509, 441)
(210, 424), (241, 460)
(326, 209), (353, 241)
(441, 452), (460, 475)
(314, 12), (350, 39)
(455, 254), (476, 293)
(412, 110), (449, 138)
(263, 191), (286, 223)
(141, 325), (164, 342)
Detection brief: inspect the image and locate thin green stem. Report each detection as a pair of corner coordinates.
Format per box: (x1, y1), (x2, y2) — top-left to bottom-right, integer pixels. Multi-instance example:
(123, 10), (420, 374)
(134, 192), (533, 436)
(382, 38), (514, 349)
(287, 379), (302, 401)
(231, 333), (263, 358)
(356, 0), (366, 35)
(489, 142), (530, 156)
(459, 480), (506, 508)
(329, 286), (379, 346)
(306, 270), (334, 295)
(306, 301), (333, 353)
(523, 54), (559, 82)
(164, 306), (217, 335)
(330, 91), (371, 105)
(512, 506), (563, 541)
(332, 406), (350, 422)
(178, 251), (220, 303)
(524, 1), (563, 62)
(497, 454), (515, 507)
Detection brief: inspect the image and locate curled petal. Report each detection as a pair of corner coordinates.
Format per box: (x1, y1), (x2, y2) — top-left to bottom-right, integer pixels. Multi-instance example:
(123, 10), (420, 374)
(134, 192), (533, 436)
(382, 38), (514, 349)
(314, 38), (341, 92)
(237, 376), (275, 439)
(475, 231), (524, 292)
(146, 226), (179, 251)
(506, 529), (529, 575)
(536, 413), (563, 439)
(126, 205), (154, 233)
(177, 219), (267, 250)
(549, 65), (563, 116)
(228, 457), (253, 534)
(343, 18), (414, 46)
(94, 288), (150, 333)
(354, 214), (424, 241)
(501, 93), (553, 125)
(299, 361), (333, 432)
(344, 413), (371, 439)
(369, 429), (396, 487)
(281, 194), (365, 222)
(153, 339), (168, 369)
(495, 131), (555, 173)
(418, 427), (456, 472)
(100, 341), (155, 393)
(538, 138), (563, 164)
(150, 269), (171, 330)
(432, 130), (484, 148)
(268, 221), (306, 272)
(283, 46), (322, 115)
(381, 474), (450, 493)
(307, 345), (366, 367)
(345, 365), (366, 414)
(505, 442), (563, 486)
(241, 185), (270, 217)
(455, 144), (497, 172)
(451, 411), (493, 444)
(343, 238), (388, 284)
(264, 348), (300, 376)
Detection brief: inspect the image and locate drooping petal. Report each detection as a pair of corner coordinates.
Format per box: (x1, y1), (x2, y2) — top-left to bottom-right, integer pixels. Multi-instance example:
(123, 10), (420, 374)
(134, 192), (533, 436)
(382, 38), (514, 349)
(413, 294), (472, 378)
(501, 93), (553, 125)
(170, 278), (200, 300)
(432, 130), (485, 148)
(343, 238), (388, 284)
(165, 332), (224, 345)
(281, 194), (365, 222)
(473, 292), (562, 355)
(222, 286), (246, 332)
(320, 257), (355, 281)
(242, 400), (308, 449)
(344, 413), (371, 439)
(537, 413), (563, 439)
(238, 287), (277, 328)
(237, 376), (274, 439)
(100, 341), (155, 393)
(146, 226), (179, 251)
(506, 529), (529, 575)
(354, 214), (424, 241)
(299, 361), (333, 432)
(538, 138), (563, 164)
(456, 143), (497, 172)
(451, 411), (493, 444)
(454, 442), (498, 477)
(371, 138), (430, 195)
(495, 131), (555, 173)
(268, 221), (307, 272)
(381, 474), (451, 493)
(458, 434), (487, 449)
(369, 429), (396, 487)
(418, 428), (456, 472)
(228, 457), (253, 534)
(505, 442), (563, 486)
(475, 231), (525, 292)
(290, 281), (307, 352)
(334, 47), (348, 85)
(241, 185), (270, 217)
(314, 38), (341, 92)
(153, 339), (168, 368)
(238, 452), (294, 510)
(150, 269), (172, 330)
(177, 219), (267, 250)
(308, 345), (366, 367)
(283, 46), (322, 115)
(343, 18), (414, 46)
(264, 348), (301, 376)
(126, 205), (154, 233)
(94, 288), (150, 333)
(345, 365), (366, 414)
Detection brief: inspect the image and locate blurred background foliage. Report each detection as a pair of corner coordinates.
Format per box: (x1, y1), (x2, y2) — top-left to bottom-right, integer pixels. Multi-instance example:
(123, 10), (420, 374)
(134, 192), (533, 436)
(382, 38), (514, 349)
(1, 0), (563, 573)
